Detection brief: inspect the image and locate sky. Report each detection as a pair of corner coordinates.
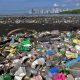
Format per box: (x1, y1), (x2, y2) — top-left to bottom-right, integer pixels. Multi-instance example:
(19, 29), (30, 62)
(0, 0), (80, 14)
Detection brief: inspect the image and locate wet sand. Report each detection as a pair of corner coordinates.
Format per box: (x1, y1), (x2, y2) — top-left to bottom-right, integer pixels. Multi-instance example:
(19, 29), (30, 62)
(0, 23), (80, 36)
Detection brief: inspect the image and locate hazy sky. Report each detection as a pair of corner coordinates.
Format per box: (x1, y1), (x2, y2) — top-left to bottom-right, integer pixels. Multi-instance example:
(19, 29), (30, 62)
(0, 0), (80, 14)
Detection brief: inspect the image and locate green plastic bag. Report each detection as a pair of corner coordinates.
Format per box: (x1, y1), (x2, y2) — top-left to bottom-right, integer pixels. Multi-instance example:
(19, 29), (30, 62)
(0, 75), (4, 80)
(71, 43), (76, 47)
(63, 68), (69, 75)
(16, 45), (29, 52)
(21, 39), (31, 45)
(3, 73), (12, 80)
(59, 51), (65, 55)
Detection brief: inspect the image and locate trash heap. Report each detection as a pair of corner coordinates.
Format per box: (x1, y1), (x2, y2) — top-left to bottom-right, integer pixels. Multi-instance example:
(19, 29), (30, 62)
(0, 30), (80, 80)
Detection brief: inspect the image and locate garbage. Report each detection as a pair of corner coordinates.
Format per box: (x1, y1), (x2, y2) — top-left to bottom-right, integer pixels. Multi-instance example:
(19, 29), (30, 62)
(66, 50), (78, 59)
(55, 73), (66, 80)
(47, 50), (56, 56)
(3, 73), (12, 80)
(21, 39), (31, 47)
(0, 30), (79, 80)
(69, 62), (80, 77)
(65, 56), (80, 67)
(49, 67), (59, 74)
(62, 68), (69, 75)
(67, 74), (74, 80)
(10, 35), (15, 43)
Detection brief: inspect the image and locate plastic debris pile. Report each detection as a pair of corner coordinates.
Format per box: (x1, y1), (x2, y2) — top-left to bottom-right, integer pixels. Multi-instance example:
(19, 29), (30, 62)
(0, 30), (79, 80)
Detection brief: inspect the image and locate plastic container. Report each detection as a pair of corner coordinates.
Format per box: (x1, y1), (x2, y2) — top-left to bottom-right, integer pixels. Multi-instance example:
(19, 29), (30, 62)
(48, 67), (59, 80)
(55, 73), (66, 80)
(69, 62), (80, 77)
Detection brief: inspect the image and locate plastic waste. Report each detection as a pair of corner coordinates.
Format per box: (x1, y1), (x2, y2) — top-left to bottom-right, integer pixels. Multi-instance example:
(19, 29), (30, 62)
(65, 56), (80, 67)
(55, 73), (66, 80)
(49, 67), (59, 74)
(47, 50), (55, 56)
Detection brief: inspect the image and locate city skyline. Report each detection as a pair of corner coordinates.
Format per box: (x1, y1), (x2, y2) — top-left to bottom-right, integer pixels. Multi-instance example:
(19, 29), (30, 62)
(0, 0), (80, 14)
